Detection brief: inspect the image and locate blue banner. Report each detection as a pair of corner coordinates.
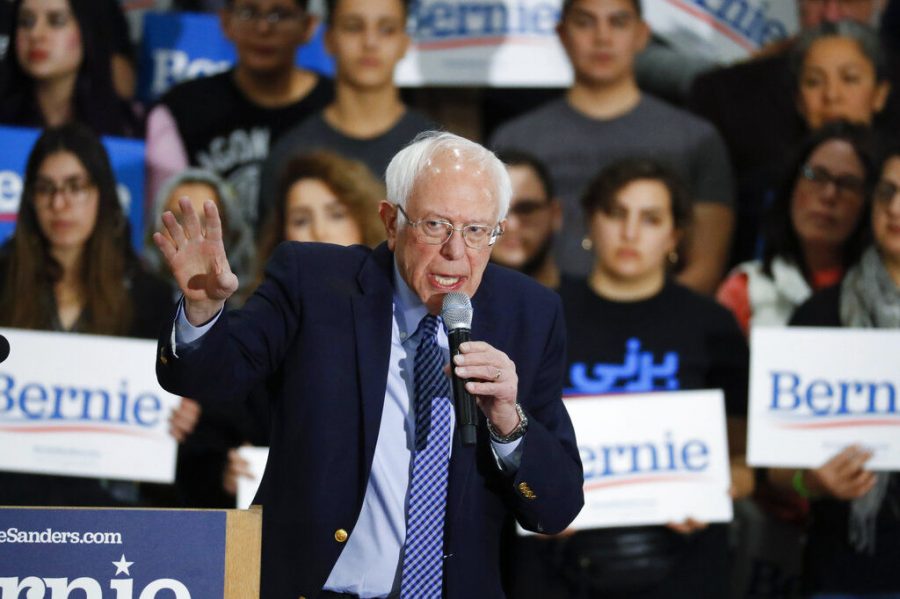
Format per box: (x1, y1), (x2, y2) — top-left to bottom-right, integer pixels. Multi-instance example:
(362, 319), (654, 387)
(0, 125), (146, 252)
(0, 508), (226, 596)
(138, 11), (334, 104)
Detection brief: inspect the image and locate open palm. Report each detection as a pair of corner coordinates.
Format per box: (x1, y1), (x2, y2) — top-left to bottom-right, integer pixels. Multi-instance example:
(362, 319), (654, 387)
(152, 198), (238, 324)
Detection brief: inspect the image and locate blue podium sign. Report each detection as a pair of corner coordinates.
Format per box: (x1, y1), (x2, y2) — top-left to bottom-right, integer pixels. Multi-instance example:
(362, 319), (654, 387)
(138, 12), (334, 104)
(0, 508), (228, 597)
(0, 126), (146, 252)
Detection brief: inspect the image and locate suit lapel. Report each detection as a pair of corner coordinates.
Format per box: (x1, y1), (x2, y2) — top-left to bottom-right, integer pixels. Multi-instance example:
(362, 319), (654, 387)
(351, 244), (395, 480)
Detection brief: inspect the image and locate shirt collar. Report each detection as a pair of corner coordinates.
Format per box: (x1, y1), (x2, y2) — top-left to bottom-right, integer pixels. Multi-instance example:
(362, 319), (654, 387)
(392, 259), (431, 343)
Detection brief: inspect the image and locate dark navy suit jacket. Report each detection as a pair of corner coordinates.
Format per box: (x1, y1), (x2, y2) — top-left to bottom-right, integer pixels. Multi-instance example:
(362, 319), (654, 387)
(157, 241), (584, 599)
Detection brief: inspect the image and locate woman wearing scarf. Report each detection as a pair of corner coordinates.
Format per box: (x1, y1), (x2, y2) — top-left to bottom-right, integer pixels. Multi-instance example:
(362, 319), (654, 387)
(781, 148), (900, 597)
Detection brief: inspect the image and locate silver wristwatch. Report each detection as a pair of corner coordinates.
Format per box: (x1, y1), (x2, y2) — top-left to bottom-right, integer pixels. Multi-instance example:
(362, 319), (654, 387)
(486, 403), (528, 443)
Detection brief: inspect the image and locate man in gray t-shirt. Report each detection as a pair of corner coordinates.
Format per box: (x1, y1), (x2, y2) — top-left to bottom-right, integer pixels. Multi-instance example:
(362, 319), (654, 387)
(491, 0), (734, 293)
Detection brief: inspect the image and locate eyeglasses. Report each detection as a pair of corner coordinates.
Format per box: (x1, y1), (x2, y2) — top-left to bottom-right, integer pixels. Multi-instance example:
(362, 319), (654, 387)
(17, 9), (73, 31)
(799, 165), (866, 198)
(32, 177), (94, 208)
(873, 180), (900, 205)
(396, 205), (502, 250)
(230, 5), (305, 30)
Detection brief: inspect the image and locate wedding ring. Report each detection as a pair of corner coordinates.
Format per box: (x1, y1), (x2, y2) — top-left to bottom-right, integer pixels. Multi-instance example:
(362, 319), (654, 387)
(494, 368), (502, 381)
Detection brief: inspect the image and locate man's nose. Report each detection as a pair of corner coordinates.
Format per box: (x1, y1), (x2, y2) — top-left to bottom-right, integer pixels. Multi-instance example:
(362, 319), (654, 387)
(440, 229), (467, 260)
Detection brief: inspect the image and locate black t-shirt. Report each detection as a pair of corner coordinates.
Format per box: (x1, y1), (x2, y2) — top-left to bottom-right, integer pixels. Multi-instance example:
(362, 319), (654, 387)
(790, 284), (900, 593)
(551, 278), (749, 598)
(158, 70), (334, 227)
(560, 277), (748, 414)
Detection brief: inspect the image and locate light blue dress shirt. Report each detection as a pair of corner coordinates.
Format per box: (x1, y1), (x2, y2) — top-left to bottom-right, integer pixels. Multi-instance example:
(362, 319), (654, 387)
(174, 260), (521, 599)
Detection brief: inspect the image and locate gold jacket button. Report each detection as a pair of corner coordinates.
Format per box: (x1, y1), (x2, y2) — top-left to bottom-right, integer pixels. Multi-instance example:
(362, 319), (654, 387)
(334, 529), (349, 543)
(518, 482), (537, 500)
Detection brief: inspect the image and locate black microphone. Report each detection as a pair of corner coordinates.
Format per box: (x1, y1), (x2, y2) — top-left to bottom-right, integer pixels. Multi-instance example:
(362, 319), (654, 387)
(0, 334), (8, 364)
(442, 292), (477, 446)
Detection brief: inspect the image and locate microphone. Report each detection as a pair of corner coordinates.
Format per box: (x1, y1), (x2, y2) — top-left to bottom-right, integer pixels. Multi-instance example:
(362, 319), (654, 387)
(442, 292), (477, 446)
(0, 334), (8, 364)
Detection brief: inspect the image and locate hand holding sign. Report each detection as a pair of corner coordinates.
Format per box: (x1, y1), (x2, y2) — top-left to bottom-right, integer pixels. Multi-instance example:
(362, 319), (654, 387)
(153, 198), (238, 325)
(806, 445), (877, 500)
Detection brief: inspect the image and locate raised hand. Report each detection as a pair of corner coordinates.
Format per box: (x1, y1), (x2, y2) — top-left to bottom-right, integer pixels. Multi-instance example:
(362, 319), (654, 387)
(152, 198), (239, 325)
(805, 445), (877, 500)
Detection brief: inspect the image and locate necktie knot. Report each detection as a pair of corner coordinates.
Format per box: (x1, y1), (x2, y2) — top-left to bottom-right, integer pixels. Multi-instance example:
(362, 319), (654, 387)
(416, 314), (441, 342)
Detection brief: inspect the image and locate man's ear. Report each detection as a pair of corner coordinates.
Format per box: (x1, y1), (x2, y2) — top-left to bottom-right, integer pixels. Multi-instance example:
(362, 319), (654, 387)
(219, 8), (235, 43)
(550, 198), (563, 232)
(379, 201), (398, 251)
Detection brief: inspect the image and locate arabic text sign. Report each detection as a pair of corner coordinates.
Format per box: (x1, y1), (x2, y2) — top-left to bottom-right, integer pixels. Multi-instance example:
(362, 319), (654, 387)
(0, 508), (226, 596)
(558, 390), (732, 531)
(748, 327), (900, 469)
(0, 328), (179, 483)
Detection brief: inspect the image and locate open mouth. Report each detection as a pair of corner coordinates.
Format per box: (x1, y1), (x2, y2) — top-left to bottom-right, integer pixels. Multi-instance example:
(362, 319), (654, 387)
(430, 274), (465, 290)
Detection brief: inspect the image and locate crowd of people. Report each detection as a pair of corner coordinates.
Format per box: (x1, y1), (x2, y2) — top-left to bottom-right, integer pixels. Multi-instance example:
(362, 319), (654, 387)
(0, 0), (898, 597)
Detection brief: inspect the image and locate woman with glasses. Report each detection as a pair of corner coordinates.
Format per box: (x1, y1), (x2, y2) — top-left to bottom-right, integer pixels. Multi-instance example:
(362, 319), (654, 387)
(775, 148), (900, 597)
(512, 158), (749, 599)
(717, 121), (875, 337)
(0, 0), (139, 136)
(0, 123), (173, 506)
(145, 0), (333, 229)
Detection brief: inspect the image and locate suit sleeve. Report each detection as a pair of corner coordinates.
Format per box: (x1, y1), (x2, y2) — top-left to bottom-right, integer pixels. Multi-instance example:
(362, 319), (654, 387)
(156, 242), (303, 401)
(508, 294), (584, 534)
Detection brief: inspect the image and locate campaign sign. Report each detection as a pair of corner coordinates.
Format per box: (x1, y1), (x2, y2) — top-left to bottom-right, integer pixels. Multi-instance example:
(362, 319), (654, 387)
(748, 327), (900, 470)
(0, 508), (225, 597)
(236, 446), (269, 510)
(645, 0), (796, 64)
(556, 390), (732, 530)
(0, 329), (179, 483)
(395, 0), (574, 87)
(138, 12), (334, 104)
(0, 126), (146, 252)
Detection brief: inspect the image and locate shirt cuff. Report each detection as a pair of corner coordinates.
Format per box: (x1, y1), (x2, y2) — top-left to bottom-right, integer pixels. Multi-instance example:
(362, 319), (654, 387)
(171, 298), (222, 356)
(490, 437), (523, 473)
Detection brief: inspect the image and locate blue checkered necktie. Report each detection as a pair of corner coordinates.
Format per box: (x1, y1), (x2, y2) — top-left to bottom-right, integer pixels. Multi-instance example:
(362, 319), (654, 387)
(399, 314), (454, 598)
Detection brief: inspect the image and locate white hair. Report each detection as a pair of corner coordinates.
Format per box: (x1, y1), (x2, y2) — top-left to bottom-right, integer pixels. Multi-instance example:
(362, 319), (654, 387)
(385, 131), (511, 221)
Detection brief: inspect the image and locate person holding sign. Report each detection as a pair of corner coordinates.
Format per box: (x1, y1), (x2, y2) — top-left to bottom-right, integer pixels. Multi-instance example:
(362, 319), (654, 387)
(0, 123), (173, 506)
(511, 158), (749, 599)
(153, 131), (583, 599)
(782, 148), (900, 596)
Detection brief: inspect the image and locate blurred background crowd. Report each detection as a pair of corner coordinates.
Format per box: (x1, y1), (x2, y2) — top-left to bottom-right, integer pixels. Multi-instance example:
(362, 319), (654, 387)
(0, 0), (898, 597)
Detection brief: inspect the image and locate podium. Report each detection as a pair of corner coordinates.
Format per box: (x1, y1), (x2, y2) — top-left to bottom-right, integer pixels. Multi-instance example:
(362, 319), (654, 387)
(0, 506), (261, 598)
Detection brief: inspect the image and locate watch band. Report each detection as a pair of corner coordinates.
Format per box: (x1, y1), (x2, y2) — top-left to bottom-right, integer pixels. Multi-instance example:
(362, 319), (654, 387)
(487, 403), (528, 443)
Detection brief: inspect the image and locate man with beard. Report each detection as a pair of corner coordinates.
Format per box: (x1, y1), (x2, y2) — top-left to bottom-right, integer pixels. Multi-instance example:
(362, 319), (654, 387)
(491, 150), (563, 289)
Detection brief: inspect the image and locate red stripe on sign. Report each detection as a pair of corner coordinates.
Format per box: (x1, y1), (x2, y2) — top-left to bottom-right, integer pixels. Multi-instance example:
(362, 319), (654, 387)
(777, 419), (900, 430)
(0, 424), (157, 438)
(662, 0), (756, 53)
(415, 35), (547, 51)
(0, 214), (18, 222)
(584, 473), (702, 491)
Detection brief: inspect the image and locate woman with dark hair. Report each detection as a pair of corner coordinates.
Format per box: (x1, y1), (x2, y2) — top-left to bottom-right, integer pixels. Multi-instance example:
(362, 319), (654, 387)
(0, 123), (172, 506)
(717, 121), (875, 336)
(513, 158), (749, 599)
(781, 147), (900, 597)
(0, 0), (138, 136)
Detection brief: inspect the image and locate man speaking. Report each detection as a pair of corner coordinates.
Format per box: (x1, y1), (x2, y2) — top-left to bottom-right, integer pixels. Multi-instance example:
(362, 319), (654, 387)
(154, 132), (584, 599)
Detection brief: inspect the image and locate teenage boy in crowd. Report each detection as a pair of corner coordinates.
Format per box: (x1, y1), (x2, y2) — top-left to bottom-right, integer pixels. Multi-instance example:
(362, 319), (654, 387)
(258, 0), (435, 227)
(146, 0), (333, 230)
(491, 0), (734, 295)
(491, 150), (563, 290)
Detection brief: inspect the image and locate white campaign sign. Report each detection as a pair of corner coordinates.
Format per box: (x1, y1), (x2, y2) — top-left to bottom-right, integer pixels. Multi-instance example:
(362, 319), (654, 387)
(549, 390), (732, 531)
(748, 327), (900, 470)
(236, 446), (269, 510)
(0, 328), (179, 483)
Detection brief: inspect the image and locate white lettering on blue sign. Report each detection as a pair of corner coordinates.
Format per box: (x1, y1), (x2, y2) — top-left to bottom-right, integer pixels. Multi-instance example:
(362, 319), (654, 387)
(0, 374), (162, 428)
(151, 49), (230, 97)
(0, 576), (190, 598)
(0, 170), (23, 216)
(411, 0), (560, 39)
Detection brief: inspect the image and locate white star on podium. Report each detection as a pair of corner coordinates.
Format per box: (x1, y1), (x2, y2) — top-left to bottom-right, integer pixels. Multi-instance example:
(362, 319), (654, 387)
(112, 554), (134, 576)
